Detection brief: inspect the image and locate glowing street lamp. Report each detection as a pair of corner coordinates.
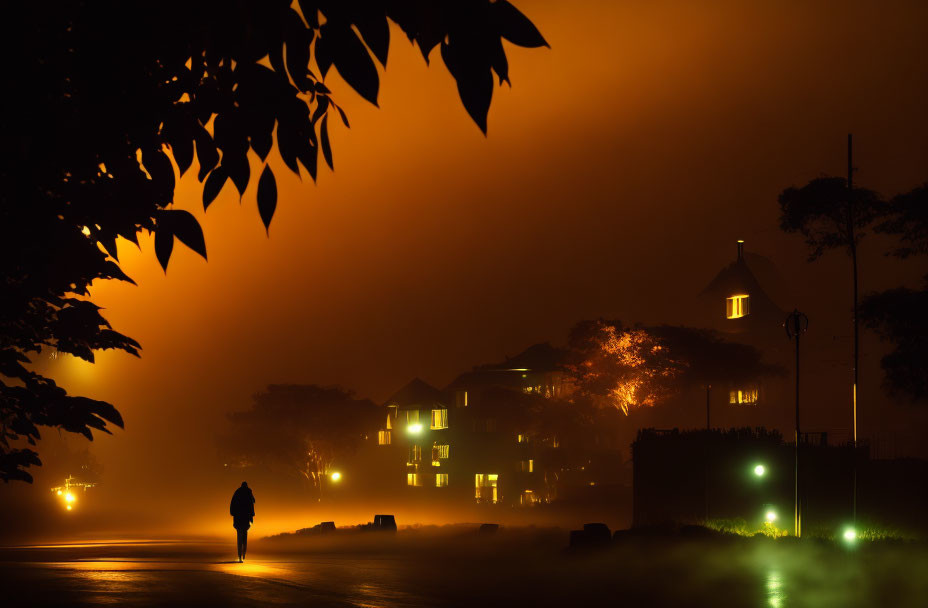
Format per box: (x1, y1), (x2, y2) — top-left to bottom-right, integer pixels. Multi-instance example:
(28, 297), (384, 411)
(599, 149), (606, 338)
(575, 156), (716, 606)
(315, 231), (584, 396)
(407, 423), (423, 434)
(330, 471), (342, 482)
(753, 464), (766, 477)
(765, 510), (777, 523)
(843, 527), (857, 543)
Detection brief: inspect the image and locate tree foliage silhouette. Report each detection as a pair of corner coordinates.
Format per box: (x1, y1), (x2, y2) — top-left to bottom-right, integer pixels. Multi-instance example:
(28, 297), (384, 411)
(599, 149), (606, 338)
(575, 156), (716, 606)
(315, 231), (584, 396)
(0, 1), (547, 482)
(861, 183), (928, 403)
(220, 384), (379, 497)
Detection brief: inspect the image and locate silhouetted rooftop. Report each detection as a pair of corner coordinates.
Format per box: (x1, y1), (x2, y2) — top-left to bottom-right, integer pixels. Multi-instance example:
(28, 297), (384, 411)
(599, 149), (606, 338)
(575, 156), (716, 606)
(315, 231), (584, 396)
(382, 378), (444, 409)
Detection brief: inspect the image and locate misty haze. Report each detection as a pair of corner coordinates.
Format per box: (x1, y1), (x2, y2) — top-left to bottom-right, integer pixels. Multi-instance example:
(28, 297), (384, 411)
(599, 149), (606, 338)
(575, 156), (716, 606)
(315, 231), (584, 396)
(2, 1), (927, 606)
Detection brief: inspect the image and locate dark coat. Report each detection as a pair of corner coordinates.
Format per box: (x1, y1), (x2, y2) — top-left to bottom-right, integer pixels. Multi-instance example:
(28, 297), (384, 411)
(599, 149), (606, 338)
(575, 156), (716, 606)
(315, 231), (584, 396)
(230, 486), (255, 524)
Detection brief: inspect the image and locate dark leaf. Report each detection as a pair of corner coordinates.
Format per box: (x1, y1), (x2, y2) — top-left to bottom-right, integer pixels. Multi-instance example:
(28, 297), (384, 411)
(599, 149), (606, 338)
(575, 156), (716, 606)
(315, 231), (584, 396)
(286, 9), (311, 90)
(356, 13), (390, 66)
(315, 32), (333, 78)
(154, 228), (174, 272)
(441, 39), (493, 134)
(159, 209), (207, 260)
(297, 143), (318, 182)
(334, 103), (350, 128)
(143, 147), (176, 201)
(493, 1), (549, 48)
(195, 127), (220, 182)
(203, 166), (228, 210)
(320, 114), (333, 170)
(257, 164), (278, 234)
(325, 23), (379, 106)
(223, 151), (251, 198)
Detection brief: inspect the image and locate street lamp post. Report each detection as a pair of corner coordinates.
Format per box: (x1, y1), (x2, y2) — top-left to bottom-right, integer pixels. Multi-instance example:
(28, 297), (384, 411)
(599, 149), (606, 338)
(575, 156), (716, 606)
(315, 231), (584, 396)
(786, 309), (809, 537)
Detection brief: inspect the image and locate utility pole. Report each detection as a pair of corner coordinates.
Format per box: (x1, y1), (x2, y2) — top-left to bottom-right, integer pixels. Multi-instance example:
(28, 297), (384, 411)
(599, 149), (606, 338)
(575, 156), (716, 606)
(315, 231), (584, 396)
(848, 133), (858, 523)
(786, 309), (809, 537)
(706, 384), (711, 430)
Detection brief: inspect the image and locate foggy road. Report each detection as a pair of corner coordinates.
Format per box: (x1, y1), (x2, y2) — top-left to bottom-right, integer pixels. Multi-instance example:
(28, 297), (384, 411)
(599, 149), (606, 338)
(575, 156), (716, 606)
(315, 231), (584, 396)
(1, 531), (926, 608)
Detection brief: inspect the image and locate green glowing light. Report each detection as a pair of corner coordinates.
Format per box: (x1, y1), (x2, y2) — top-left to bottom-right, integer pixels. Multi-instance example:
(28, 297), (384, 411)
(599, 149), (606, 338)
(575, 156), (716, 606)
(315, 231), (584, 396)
(754, 464), (766, 477)
(843, 528), (857, 542)
(407, 423), (423, 434)
(765, 510), (777, 523)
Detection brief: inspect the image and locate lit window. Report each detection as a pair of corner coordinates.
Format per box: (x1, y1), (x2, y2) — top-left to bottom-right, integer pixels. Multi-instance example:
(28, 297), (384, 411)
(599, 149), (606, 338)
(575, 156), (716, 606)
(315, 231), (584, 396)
(435, 473), (449, 488)
(521, 459), (534, 473)
(726, 295), (750, 319)
(475, 473), (499, 503)
(409, 445), (421, 462)
(378, 430), (391, 445)
(432, 444), (449, 460)
(455, 390), (468, 407)
(406, 410), (420, 424)
(729, 389), (759, 404)
(431, 408), (448, 430)
(407, 473), (420, 486)
(518, 434), (529, 443)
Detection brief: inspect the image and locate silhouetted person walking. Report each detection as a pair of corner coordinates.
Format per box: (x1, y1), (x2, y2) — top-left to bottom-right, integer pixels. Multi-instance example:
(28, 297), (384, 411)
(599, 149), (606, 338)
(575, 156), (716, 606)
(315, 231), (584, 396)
(230, 482), (255, 562)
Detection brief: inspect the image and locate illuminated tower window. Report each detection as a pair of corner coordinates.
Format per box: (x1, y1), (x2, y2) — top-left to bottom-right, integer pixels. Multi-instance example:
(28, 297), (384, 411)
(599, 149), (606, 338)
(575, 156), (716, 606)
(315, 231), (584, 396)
(432, 444), (449, 460)
(435, 473), (449, 488)
(431, 408), (448, 429)
(726, 294), (750, 319)
(378, 430), (391, 445)
(407, 473), (420, 486)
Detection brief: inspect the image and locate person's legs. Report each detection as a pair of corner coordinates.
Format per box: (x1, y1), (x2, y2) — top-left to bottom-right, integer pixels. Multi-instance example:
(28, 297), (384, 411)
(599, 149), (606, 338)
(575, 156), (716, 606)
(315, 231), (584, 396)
(241, 529), (248, 560)
(236, 528), (245, 561)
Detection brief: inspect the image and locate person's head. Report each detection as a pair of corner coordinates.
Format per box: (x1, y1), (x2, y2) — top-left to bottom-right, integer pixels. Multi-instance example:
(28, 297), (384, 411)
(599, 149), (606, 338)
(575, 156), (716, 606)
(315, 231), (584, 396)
(241, 482), (248, 488)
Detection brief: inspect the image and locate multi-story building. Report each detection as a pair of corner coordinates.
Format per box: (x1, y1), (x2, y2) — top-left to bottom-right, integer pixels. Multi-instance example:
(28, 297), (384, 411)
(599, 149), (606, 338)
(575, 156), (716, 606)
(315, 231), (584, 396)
(376, 344), (575, 506)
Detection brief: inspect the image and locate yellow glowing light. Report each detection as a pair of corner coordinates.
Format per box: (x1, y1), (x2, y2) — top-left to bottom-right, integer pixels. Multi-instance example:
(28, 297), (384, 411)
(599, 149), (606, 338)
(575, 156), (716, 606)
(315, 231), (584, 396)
(81, 226), (91, 237)
(726, 294), (750, 319)
(66, 505), (73, 511)
(754, 464), (766, 477)
(57, 490), (63, 496)
(330, 471), (341, 482)
(407, 423), (423, 434)
(843, 528), (857, 542)
(765, 510), (777, 522)
(65, 493), (76, 503)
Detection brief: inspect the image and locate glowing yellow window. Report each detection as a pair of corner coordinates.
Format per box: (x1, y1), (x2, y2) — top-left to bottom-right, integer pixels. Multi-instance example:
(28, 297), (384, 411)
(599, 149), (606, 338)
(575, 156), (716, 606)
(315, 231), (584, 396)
(431, 408), (448, 429)
(521, 459), (534, 473)
(407, 473), (420, 486)
(409, 445), (421, 462)
(435, 473), (449, 488)
(432, 444), (449, 460)
(475, 473), (499, 503)
(726, 295), (750, 319)
(406, 410), (419, 424)
(729, 389), (759, 404)
(378, 430), (391, 445)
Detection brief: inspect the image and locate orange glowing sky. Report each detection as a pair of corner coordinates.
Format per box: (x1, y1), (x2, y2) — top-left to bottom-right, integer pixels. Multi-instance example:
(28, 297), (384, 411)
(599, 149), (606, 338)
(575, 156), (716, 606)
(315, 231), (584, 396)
(12, 0), (928, 535)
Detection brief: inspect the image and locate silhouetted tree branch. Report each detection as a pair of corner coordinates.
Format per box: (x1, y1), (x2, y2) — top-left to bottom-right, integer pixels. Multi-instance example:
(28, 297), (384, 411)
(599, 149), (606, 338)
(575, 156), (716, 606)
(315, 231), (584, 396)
(0, 1), (546, 482)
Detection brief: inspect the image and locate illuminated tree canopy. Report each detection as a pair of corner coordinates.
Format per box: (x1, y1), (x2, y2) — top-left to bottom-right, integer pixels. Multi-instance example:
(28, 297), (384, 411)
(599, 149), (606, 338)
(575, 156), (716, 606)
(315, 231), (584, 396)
(565, 320), (781, 415)
(0, 1), (546, 482)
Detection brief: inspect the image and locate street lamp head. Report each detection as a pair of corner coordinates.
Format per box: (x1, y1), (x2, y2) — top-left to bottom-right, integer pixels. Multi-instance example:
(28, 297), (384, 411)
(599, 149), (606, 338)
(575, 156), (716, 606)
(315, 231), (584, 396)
(843, 527), (857, 543)
(330, 471), (342, 482)
(765, 510), (777, 523)
(753, 464), (766, 477)
(407, 423), (423, 434)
